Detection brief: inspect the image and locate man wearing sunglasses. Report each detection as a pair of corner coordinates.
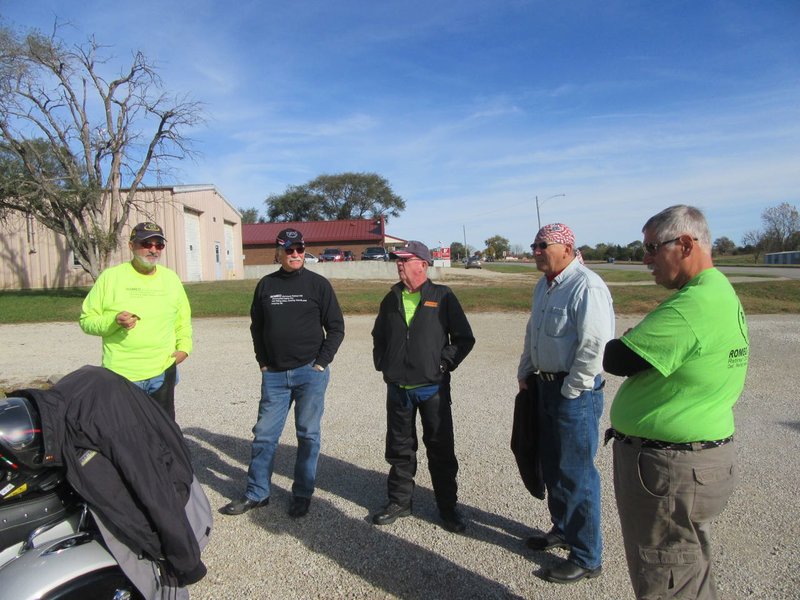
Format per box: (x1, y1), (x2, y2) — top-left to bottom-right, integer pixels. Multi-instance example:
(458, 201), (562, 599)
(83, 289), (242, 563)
(80, 222), (192, 419)
(222, 228), (344, 519)
(603, 205), (749, 600)
(517, 223), (614, 584)
(371, 241), (475, 533)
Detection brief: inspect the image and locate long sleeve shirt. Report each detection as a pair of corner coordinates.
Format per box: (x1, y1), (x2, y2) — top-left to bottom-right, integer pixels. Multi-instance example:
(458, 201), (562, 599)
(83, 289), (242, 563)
(517, 258), (615, 399)
(250, 267), (345, 371)
(80, 262), (192, 381)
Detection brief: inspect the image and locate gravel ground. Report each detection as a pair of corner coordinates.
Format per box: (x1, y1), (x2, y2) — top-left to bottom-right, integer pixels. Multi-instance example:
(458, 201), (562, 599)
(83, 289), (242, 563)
(1, 312), (798, 600)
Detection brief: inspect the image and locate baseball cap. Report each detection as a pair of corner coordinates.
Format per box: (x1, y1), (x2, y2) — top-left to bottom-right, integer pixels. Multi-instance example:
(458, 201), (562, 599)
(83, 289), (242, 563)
(276, 228), (305, 249)
(130, 222), (166, 242)
(390, 241), (432, 265)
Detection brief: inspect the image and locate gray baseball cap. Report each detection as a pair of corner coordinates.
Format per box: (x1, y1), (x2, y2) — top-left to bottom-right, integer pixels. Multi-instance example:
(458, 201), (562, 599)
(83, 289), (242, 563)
(390, 241), (432, 265)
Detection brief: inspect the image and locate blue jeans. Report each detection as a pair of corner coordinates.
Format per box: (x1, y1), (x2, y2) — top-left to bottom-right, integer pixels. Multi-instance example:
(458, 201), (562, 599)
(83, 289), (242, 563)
(245, 362), (330, 501)
(132, 363), (178, 419)
(538, 375), (604, 569)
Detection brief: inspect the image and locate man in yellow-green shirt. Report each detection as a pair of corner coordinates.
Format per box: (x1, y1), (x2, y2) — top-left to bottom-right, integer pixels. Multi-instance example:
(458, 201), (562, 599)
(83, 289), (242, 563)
(80, 222), (192, 419)
(603, 205), (749, 600)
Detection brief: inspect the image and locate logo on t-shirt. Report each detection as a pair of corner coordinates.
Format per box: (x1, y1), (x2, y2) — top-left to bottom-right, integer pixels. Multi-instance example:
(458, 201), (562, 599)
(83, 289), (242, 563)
(269, 294), (307, 306)
(727, 346), (748, 368)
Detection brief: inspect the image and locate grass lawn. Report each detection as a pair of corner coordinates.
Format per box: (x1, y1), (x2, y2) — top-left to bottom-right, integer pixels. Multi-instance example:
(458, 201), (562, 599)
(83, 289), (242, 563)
(1, 272), (798, 324)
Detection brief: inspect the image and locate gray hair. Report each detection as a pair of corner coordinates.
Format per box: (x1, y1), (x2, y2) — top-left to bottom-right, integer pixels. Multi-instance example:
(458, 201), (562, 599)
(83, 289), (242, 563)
(642, 205), (711, 248)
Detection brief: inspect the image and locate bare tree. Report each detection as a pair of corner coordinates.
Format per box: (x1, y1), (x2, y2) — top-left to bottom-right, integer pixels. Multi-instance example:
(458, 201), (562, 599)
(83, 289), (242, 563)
(761, 202), (800, 252)
(0, 24), (202, 279)
(739, 202), (799, 262)
(741, 230), (764, 263)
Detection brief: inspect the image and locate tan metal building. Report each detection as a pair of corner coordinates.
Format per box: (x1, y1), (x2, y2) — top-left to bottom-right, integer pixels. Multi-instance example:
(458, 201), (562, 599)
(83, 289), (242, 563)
(0, 184), (244, 290)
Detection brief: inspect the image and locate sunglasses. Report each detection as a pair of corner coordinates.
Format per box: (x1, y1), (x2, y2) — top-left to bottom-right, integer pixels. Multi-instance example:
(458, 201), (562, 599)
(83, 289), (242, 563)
(643, 236), (697, 256)
(530, 241), (562, 251)
(139, 241), (165, 250)
(283, 246), (305, 255)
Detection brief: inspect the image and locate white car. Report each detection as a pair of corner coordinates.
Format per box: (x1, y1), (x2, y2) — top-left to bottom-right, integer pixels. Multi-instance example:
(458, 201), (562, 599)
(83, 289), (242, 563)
(304, 252), (319, 264)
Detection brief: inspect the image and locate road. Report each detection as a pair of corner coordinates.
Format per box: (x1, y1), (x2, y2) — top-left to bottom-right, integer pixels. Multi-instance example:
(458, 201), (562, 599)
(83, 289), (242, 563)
(589, 262), (800, 280)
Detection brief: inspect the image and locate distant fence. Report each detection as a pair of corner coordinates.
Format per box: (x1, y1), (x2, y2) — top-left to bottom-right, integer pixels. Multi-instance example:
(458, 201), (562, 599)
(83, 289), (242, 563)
(244, 261), (445, 280)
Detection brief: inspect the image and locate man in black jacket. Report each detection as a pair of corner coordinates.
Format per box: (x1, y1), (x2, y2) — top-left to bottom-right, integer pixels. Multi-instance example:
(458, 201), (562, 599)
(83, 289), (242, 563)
(222, 228), (345, 519)
(371, 241), (475, 533)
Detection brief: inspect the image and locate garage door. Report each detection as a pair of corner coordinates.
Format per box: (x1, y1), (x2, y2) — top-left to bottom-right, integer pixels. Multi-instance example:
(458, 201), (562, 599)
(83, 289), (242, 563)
(224, 222), (235, 275)
(184, 211), (202, 282)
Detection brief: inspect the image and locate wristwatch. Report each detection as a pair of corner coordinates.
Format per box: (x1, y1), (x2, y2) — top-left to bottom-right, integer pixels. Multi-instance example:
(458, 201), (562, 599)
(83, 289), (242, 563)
(313, 364), (325, 372)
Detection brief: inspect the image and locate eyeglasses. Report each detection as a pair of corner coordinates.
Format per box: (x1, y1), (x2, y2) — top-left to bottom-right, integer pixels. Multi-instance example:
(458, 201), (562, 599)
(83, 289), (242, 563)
(643, 237), (697, 256)
(139, 241), (165, 250)
(283, 246), (305, 255)
(530, 241), (562, 251)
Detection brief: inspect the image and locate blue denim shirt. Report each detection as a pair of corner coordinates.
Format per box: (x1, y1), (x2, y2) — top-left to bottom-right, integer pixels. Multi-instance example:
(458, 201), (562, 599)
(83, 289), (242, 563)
(517, 258), (615, 398)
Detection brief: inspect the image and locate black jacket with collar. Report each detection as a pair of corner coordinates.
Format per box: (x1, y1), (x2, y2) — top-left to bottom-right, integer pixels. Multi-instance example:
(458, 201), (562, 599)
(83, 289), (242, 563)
(15, 365), (204, 582)
(372, 279), (475, 386)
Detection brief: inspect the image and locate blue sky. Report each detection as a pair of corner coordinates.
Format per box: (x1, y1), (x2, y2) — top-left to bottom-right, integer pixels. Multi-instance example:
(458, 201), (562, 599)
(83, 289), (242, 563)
(2, 1), (799, 251)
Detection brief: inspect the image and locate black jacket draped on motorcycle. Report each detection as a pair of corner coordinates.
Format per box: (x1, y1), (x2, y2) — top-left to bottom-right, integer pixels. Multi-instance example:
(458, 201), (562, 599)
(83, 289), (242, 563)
(15, 365), (204, 582)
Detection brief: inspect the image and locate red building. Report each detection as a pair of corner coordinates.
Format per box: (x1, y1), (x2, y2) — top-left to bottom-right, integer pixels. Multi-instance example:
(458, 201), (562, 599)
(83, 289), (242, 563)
(243, 217), (400, 264)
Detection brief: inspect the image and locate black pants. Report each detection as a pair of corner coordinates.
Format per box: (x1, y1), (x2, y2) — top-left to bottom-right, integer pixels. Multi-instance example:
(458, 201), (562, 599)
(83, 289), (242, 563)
(384, 379), (458, 510)
(149, 362), (178, 420)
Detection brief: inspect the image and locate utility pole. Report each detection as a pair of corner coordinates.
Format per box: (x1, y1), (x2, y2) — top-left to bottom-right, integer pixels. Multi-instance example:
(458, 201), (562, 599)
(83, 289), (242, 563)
(536, 193), (566, 229)
(463, 225), (468, 260)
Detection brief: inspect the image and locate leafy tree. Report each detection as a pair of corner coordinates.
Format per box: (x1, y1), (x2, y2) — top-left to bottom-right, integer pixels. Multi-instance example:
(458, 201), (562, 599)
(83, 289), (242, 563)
(713, 236), (736, 256)
(266, 172), (405, 223)
(578, 244), (597, 261)
(450, 241), (473, 261)
(0, 24), (202, 280)
(626, 240), (644, 262)
(239, 207), (260, 224)
(484, 235), (509, 258)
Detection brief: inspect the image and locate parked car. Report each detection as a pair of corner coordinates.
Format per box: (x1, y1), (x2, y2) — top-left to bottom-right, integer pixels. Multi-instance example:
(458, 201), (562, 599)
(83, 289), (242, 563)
(343, 250), (354, 261)
(304, 252), (319, 264)
(465, 256), (482, 269)
(320, 248), (345, 262)
(361, 246), (389, 261)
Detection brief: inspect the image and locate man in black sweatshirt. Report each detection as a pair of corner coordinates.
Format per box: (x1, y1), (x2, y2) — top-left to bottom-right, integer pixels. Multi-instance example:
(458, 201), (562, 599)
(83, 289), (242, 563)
(371, 241), (475, 533)
(221, 228), (345, 518)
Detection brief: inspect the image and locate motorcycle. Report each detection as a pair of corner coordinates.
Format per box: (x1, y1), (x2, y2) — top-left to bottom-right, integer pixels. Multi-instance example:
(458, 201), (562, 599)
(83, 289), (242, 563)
(0, 395), (143, 600)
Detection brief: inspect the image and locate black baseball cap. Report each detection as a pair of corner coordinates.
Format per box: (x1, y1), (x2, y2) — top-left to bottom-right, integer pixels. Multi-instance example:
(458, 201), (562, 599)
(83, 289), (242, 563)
(130, 222), (166, 242)
(276, 228), (305, 249)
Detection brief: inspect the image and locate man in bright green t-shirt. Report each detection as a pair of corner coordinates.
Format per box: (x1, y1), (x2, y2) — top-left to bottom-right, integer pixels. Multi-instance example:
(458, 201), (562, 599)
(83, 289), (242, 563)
(80, 222), (192, 419)
(603, 205), (749, 600)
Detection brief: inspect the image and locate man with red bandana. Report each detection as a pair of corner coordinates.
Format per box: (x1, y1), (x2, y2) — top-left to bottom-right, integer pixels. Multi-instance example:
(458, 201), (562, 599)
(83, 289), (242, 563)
(517, 223), (615, 584)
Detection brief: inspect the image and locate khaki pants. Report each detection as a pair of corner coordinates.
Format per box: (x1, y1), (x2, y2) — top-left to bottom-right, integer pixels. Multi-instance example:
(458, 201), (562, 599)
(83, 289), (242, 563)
(612, 439), (737, 600)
